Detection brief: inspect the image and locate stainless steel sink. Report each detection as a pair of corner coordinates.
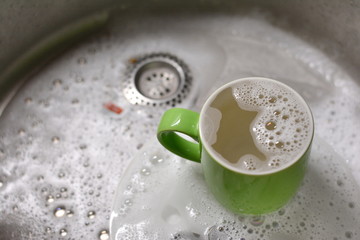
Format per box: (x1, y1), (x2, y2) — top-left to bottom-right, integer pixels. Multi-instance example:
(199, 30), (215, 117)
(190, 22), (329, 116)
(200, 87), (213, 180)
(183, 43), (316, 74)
(1, 1), (360, 239)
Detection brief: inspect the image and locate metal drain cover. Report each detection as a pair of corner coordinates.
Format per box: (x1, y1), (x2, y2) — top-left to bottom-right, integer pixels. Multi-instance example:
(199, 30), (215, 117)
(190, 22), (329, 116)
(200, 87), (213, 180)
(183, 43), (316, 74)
(123, 53), (192, 106)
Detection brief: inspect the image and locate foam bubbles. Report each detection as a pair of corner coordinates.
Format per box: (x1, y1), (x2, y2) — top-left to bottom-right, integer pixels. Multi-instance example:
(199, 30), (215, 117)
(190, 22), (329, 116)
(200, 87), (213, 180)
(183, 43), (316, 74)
(59, 228), (67, 236)
(99, 230), (110, 240)
(54, 206), (66, 217)
(88, 210), (96, 219)
(265, 121), (277, 130)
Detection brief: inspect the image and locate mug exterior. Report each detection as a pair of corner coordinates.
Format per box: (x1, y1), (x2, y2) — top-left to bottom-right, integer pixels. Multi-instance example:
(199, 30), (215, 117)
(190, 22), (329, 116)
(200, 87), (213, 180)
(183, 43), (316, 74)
(200, 141), (311, 215)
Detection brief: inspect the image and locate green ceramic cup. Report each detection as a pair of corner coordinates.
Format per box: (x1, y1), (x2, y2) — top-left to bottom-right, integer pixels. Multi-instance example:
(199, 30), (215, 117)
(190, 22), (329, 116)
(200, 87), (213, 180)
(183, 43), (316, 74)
(157, 77), (314, 215)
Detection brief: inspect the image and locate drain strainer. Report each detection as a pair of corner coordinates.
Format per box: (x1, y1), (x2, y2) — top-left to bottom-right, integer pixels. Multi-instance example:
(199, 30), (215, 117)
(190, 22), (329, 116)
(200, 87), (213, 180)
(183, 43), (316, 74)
(123, 53), (192, 106)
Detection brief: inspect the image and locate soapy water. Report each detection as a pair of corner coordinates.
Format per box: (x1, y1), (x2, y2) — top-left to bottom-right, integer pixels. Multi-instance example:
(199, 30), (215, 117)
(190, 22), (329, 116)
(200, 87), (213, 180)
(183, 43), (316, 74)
(111, 136), (360, 240)
(0, 10), (359, 239)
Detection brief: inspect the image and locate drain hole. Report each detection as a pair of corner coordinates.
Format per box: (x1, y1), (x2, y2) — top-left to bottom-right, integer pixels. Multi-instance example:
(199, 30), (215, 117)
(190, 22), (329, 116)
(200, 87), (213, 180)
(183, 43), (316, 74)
(123, 53), (192, 106)
(135, 61), (180, 100)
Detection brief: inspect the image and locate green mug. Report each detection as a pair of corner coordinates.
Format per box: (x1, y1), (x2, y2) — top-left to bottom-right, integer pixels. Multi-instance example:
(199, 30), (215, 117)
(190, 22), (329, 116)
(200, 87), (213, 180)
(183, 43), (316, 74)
(157, 77), (314, 215)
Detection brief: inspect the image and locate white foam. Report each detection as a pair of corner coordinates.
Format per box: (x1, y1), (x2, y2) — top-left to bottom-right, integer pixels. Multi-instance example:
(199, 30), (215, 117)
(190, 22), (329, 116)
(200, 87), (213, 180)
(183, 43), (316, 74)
(235, 79), (313, 171)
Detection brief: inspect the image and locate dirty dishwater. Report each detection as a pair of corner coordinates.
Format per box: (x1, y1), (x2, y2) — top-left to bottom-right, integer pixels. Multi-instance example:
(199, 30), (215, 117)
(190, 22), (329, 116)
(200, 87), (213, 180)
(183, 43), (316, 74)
(203, 79), (313, 173)
(1, 11), (360, 240)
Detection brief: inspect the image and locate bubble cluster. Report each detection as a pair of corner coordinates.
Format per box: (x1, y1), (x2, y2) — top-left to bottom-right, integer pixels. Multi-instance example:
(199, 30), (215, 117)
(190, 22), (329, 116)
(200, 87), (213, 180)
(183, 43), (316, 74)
(0, 31), (163, 237)
(228, 79), (313, 172)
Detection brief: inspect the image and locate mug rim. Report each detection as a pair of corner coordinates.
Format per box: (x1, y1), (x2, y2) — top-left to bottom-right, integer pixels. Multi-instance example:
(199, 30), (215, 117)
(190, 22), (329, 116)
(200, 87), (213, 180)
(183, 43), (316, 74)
(199, 77), (314, 176)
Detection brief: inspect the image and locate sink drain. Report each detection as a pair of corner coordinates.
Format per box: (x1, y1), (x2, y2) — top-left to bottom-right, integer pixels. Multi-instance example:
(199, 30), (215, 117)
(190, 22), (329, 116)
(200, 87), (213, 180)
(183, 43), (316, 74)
(123, 53), (192, 106)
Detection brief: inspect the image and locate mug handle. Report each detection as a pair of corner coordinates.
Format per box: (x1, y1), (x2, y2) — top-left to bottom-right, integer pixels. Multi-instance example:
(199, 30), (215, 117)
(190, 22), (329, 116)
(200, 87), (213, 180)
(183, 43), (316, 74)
(157, 108), (201, 163)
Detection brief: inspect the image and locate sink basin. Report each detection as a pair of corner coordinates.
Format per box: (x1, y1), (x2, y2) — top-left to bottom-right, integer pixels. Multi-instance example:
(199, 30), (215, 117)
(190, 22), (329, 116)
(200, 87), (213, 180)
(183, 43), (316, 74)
(1, 1), (360, 239)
